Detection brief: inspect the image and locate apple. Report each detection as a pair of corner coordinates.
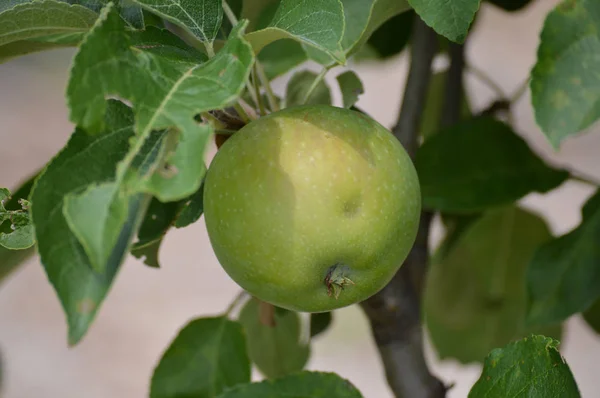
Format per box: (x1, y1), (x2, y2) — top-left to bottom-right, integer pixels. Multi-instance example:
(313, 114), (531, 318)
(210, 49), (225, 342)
(203, 105), (421, 312)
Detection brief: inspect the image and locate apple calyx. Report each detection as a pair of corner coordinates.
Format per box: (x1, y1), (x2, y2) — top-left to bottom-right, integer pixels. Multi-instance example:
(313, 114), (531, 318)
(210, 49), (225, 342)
(324, 264), (355, 299)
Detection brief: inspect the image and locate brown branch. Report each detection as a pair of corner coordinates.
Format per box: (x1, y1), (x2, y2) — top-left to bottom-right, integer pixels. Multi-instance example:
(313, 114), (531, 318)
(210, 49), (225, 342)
(360, 16), (446, 398)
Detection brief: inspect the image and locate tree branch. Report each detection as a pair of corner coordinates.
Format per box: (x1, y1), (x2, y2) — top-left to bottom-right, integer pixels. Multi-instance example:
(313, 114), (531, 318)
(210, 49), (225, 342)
(392, 18), (438, 158)
(361, 17), (446, 398)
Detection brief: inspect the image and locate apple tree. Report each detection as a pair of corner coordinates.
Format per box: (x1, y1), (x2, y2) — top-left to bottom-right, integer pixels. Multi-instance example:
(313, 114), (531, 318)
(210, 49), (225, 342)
(0, 0), (598, 397)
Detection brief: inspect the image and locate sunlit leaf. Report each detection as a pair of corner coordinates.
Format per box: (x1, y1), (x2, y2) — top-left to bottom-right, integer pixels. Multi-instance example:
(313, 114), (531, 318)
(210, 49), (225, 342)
(151, 317), (251, 398)
(530, 0), (600, 148)
(469, 335), (580, 397)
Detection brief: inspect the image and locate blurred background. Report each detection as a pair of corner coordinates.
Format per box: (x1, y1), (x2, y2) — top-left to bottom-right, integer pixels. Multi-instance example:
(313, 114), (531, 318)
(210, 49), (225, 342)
(1, 0), (599, 397)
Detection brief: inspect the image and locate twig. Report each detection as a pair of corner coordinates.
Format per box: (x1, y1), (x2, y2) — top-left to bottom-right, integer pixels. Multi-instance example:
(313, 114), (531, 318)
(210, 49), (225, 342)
(222, 0), (238, 28)
(569, 169), (600, 187)
(255, 61), (280, 112)
(392, 19), (439, 158)
(223, 0), (279, 113)
(301, 67), (329, 105)
(253, 65), (267, 115)
(224, 290), (249, 317)
(510, 76), (530, 105)
(467, 63), (507, 100)
(361, 17), (446, 398)
(441, 42), (465, 128)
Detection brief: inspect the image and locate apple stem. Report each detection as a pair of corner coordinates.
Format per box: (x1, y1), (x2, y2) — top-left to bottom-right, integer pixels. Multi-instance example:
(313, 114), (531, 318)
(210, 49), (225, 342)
(324, 264), (355, 299)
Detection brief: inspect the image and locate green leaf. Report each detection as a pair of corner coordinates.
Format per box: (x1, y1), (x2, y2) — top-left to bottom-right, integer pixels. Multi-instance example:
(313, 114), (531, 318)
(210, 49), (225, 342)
(132, 0), (222, 46)
(432, 212), (481, 262)
(336, 71), (364, 108)
(216, 371), (364, 398)
(0, 175), (37, 283)
(415, 117), (569, 212)
(486, 0), (532, 12)
(364, 10), (414, 59)
(30, 100), (155, 345)
(239, 0), (277, 32)
(245, 0), (345, 64)
(420, 71), (472, 140)
(63, 182), (132, 273)
(341, 0), (411, 58)
(67, 3), (253, 202)
(310, 312), (333, 338)
(0, 188), (34, 250)
(258, 39), (308, 81)
(131, 196), (183, 267)
(150, 316), (251, 398)
(0, 0), (98, 61)
(129, 26), (207, 63)
(68, 0), (145, 29)
(303, 0), (412, 65)
(285, 70), (332, 108)
(530, 0), (600, 148)
(526, 190), (600, 326)
(174, 179), (205, 228)
(408, 0), (480, 43)
(468, 335), (580, 397)
(0, 33), (84, 64)
(238, 299), (310, 379)
(425, 206), (562, 364)
(583, 296), (600, 334)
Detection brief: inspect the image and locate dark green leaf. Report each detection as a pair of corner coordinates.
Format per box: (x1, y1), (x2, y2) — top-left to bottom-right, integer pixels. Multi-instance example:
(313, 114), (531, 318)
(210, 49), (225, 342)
(583, 296), (600, 334)
(365, 10), (414, 59)
(64, 0), (146, 29)
(258, 39), (308, 81)
(336, 71), (364, 109)
(285, 70), (332, 108)
(415, 117), (569, 212)
(486, 0), (532, 12)
(67, 4), (253, 202)
(0, 0), (97, 62)
(130, 26), (207, 63)
(245, 0), (345, 64)
(530, 0), (600, 148)
(238, 299), (310, 379)
(31, 101), (155, 345)
(425, 206), (561, 364)
(310, 312), (333, 338)
(217, 371), (363, 398)
(150, 316), (251, 398)
(526, 190), (600, 326)
(0, 242), (35, 285)
(0, 34), (83, 64)
(408, 0), (480, 43)
(174, 179), (205, 228)
(469, 335), (580, 397)
(131, 197), (182, 268)
(132, 0), (222, 47)
(239, 0), (277, 32)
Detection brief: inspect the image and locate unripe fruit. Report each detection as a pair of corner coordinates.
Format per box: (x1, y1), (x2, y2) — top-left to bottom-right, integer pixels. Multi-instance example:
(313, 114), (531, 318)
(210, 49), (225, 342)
(204, 105), (421, 312)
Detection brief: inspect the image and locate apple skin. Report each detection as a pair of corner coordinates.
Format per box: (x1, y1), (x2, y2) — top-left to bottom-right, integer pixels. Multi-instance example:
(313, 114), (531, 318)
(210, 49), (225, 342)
(203, 105), (421, 312)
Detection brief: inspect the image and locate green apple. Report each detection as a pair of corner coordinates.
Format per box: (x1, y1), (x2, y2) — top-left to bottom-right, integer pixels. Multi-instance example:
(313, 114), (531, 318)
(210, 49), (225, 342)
(203, 105), (421, 312)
